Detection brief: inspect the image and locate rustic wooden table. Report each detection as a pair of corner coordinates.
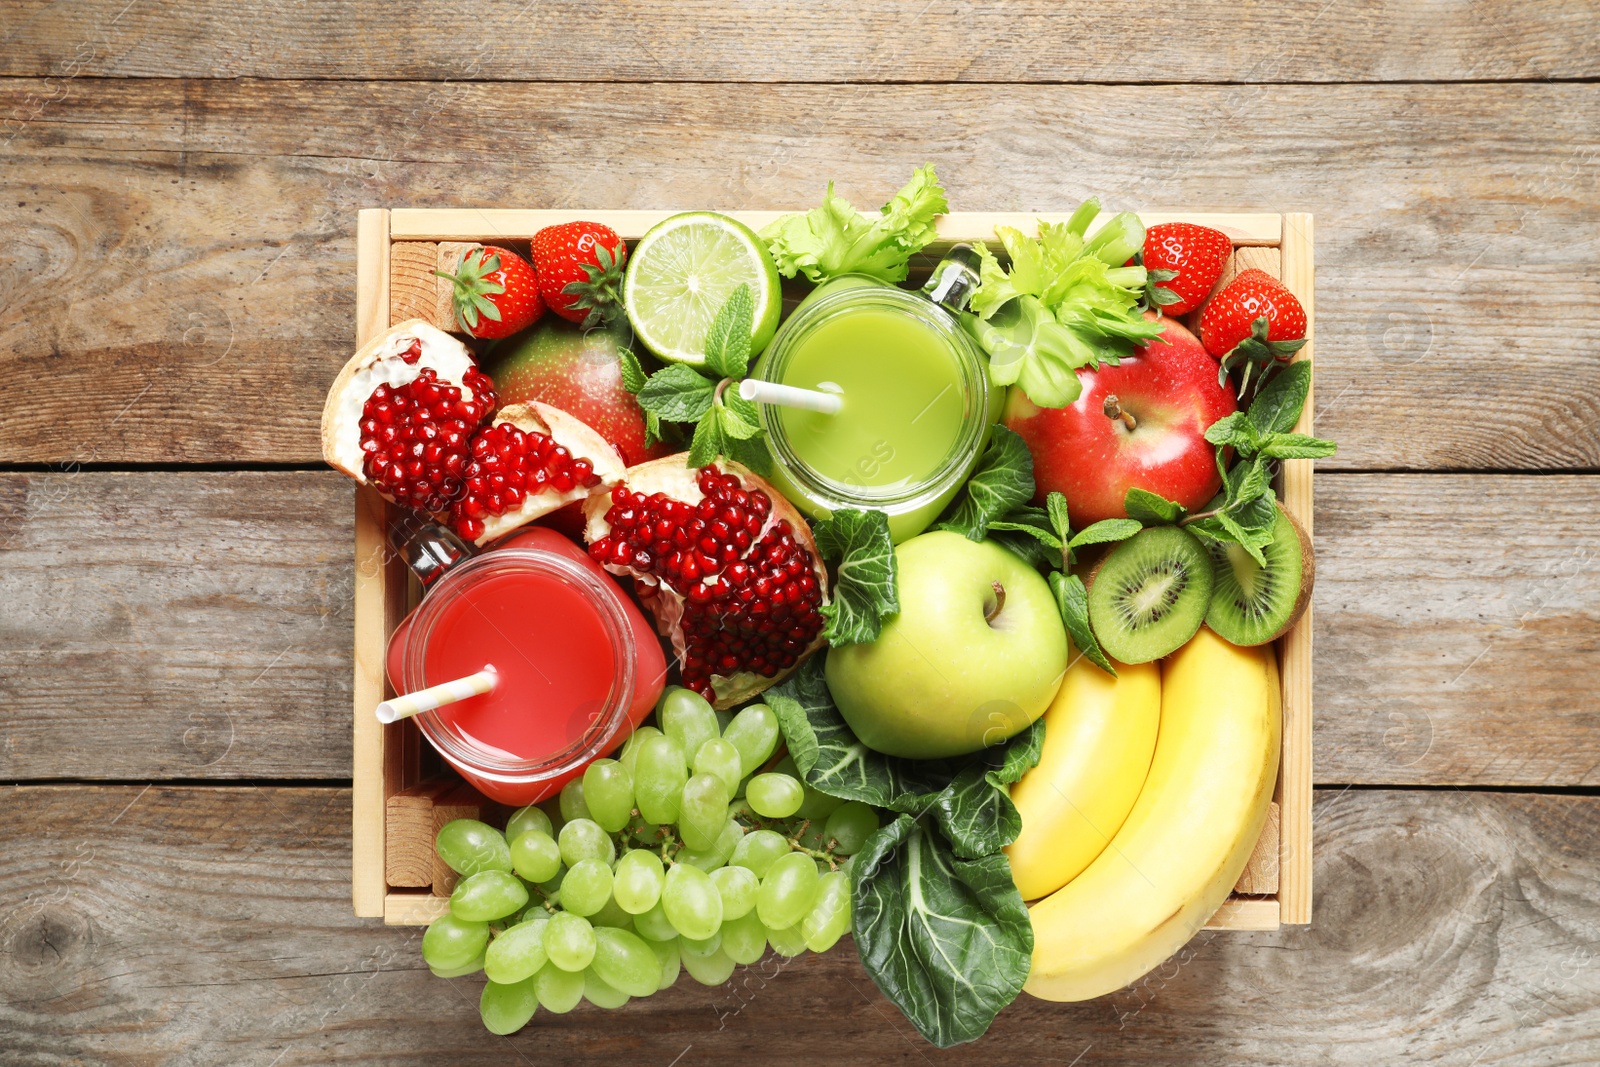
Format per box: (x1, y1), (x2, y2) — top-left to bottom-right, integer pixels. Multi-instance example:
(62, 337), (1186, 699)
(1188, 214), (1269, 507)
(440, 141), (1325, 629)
(2, 5), (1597, 1064)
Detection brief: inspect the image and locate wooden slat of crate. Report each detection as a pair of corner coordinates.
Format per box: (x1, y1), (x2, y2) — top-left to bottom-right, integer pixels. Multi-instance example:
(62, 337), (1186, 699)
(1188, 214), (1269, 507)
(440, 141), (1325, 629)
(357, 208), (1312, 929)
(385, 777), (458, 887)
(389, 241), (476, 332)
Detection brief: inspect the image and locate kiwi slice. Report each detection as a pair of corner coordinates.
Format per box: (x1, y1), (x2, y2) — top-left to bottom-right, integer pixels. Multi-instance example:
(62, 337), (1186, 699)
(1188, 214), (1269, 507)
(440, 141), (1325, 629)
(1204, 501), (1314, 646)
(1087, 526), (1214, 664)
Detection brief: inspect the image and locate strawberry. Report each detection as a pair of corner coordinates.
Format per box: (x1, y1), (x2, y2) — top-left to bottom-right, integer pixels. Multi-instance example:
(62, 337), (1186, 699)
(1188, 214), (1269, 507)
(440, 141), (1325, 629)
(1198, 268), (1308, 395)
(531, 222), (628, 328)
(436, 245), (544, 339)
(1141, 222), (1232, 316)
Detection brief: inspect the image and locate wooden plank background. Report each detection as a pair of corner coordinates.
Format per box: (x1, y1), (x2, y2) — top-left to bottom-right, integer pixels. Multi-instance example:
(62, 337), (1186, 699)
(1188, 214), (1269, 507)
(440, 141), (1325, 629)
(1, 3), (1596, 1062)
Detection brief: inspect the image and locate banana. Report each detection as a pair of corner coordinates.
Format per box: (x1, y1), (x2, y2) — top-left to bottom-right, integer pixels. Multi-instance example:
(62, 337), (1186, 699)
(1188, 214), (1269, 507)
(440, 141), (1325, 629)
(1024, 627), (1280, 1002)
(1005, 654), (1161, 901)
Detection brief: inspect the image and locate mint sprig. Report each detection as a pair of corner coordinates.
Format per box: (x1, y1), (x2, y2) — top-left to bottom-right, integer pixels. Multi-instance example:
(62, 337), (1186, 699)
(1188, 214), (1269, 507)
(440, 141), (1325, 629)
(812, 508), (899, 646)
(626, 285), (770, 472)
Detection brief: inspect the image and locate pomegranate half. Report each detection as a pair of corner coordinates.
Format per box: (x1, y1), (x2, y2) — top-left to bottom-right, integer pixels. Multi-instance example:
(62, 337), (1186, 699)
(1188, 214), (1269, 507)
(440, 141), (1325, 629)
(584, 457), (830, 709)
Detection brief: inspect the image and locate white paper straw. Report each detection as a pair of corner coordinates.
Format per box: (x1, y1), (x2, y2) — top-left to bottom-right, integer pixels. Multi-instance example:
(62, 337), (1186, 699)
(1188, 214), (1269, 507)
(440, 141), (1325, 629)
(376, 666), (497, 724)
(739, 378), (843, 415)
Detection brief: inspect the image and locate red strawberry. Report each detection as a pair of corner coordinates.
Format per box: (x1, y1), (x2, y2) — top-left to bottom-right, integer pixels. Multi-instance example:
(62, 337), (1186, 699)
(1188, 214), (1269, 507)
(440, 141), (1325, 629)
(436, 246), (544, 339)
(1141, 223), (1232, 315)
(1198, 268), (1308, 395)
(531, 222), (628, 327)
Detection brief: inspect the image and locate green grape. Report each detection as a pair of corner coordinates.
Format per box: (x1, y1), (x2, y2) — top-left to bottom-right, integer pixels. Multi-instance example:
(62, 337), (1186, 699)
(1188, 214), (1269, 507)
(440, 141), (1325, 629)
(824, 801), (880, 855)
(582, 758), (636, 833)
(794, 784), (845, 822)
(558, 818), (615, 867)
(559, 777), (592, 823)
(539, 798), (566, 837)
(450, 871), (528, 922)
(729, 829), (789, 878)
(581, 967), (631, 1009)
(747, 773), (805, 819)
(766, 921), (808, 957)
(422, 912), (490, 971)
(662, 862), (723, 941)
(647, 935), (681, 989)
(660, 686), (719, 762)
(483, 915), (549, 984)
(757, 851), (821, 931)
(619, 725), (663, 776)
(536, 864), (566, 907)
(792, 821), (829, 853)
(678, 930), (721, 957)
(678, 773), (732, 852)
(479, 976), (538, 1035)
(632, 899), (678, 942)
(542, 911), (597, 972)
(435, 819), (512, 876)
(429, 952), (485, 979)
(633, 734), (687, 824)
(720, 910), (768, 965)
(709, 864), (758, 920)
(509, 829), (562, 883)
(624, 810), (660, 846)
(680, 944), (736, 986)
(802, 870), (851, 953)
(591, 927), (662, 997)
(613, 849), (666, 914)
(588, 895), (635, 930)
(678, 817), (744, 871)
(692, 738), (744, 795)
(534, 962), (584, 1014)
(723, 703), (780, 776)
(505, 804), (553, 843)
(560, 858), (614, 917)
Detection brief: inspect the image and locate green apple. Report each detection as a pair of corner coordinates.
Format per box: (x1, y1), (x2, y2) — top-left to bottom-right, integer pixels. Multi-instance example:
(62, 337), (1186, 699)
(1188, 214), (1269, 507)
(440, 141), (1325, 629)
(825, 531), (1069, 760)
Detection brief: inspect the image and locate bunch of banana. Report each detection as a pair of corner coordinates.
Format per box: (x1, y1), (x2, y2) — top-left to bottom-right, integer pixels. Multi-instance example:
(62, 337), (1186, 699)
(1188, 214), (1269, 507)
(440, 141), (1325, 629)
(1010, 627), (1280, 1002)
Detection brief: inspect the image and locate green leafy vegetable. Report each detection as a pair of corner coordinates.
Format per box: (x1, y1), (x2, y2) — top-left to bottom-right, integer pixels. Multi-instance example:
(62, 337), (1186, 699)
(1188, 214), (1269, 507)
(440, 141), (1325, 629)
(936, 426), (1034, 541)
(761, 165), (948, 284)
(933, 720), (1044, 858)
(1049, 571), (1115, 676)
(812, 508), (900, 646)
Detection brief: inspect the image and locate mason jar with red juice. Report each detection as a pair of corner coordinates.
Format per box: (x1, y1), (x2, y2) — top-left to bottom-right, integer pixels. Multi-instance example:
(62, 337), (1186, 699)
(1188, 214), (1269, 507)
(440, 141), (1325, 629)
(386, 525), (666, 805)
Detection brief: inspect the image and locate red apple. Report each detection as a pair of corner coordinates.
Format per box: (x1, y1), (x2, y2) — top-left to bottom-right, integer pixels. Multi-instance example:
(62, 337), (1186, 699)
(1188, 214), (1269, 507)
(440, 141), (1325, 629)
(483, 319), (670, 467)
(1003, 316), (1235, 525)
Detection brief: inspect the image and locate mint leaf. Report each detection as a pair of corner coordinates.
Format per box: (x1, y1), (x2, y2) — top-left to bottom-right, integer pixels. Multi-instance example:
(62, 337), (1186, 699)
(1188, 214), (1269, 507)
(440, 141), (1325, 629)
(812, 508), (899, 647)
(637, 364), (716, 422)
(702, 285), (754, 379)
(686, 410), (723, 469)
(1226, 454), (1271, 505)
(852, 815), (1033, 1048)
(987, 505), (1062, 570)
(936, 426), (1034, 541)
(1204, 411), (1262, 452)
(722, 433), (772, 477)
(723, 390), (761, 428)
(1049, 571), (1115, 676)
(1045, 492), (1071, 544)
(642, 409), (663, 448)
(1257, 432), (1337, 460)
(618, 347), (648, 394)
(1124, 487), (1188, 526)
(1069, 518), (1142, 550)
(716, 399), (762, 441)
(1249, 359), (1312, 435)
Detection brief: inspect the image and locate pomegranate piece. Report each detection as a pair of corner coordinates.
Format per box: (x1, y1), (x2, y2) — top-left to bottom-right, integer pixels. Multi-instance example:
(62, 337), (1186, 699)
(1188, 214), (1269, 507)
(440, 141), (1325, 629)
(448, 402), (624, 546)
(585, 458), (830, 709)
(321, 320), (496, 510)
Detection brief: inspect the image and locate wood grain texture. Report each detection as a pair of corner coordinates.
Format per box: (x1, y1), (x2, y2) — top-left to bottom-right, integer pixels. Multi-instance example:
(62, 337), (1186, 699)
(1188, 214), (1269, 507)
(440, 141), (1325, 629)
(4, 784), (1597, 1065)
(0, 0), (1592, 82)
(1, 79), (1597, 469)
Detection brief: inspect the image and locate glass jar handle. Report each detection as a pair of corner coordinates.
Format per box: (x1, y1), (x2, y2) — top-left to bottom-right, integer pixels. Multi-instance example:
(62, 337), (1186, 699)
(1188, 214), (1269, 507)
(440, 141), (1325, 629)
(921, 243), (983, 315)
(389, 516), (473, 590)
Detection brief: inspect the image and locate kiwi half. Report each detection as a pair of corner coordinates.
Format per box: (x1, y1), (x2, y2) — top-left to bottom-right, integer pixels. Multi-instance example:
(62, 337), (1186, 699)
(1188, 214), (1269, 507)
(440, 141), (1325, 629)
(1204, 500), (1314, 646)
(1087, 526), (1214, 664)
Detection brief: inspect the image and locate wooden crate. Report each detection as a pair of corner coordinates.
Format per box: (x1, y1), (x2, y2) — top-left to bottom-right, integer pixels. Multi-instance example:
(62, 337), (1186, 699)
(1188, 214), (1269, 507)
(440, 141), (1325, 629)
(351, 208), (1314, 930)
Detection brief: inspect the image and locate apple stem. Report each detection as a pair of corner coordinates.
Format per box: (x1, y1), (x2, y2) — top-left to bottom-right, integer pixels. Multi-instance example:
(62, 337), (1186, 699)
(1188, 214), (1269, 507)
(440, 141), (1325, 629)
(1103, 394), (1138, 431)
(985, 580), (1006, 624)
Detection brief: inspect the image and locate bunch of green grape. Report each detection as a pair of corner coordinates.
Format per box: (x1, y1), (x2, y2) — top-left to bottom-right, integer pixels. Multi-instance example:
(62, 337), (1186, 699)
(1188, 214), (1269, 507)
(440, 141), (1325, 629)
(420, 687), (882, 1035)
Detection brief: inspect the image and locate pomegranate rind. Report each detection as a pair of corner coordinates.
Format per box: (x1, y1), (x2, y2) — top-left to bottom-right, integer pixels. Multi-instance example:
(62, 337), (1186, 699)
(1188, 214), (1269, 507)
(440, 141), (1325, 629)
(472, 401), (626, 546)
(320, 319), (483, 483)
(584, 454), (831, 710)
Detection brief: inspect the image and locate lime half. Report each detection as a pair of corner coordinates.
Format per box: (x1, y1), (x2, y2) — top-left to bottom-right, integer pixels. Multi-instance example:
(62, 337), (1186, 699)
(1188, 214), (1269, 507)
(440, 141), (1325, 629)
(624, 212), (782, 366)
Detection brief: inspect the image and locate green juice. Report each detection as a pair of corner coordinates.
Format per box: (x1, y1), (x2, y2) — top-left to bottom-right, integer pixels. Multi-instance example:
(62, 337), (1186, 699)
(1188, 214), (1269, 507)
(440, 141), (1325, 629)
(774, 306), (966, 493)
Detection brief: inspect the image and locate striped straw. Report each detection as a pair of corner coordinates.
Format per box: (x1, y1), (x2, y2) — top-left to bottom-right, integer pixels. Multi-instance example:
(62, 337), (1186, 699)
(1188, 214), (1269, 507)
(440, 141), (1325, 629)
(739, 378), (843, 415)
(375, 666), (498, 724)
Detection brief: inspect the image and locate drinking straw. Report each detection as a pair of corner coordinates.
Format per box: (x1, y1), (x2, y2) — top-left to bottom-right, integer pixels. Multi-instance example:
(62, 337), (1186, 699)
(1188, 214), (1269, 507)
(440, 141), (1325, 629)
(375, 666), (498, 724)
(738, 378), (843, 415)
